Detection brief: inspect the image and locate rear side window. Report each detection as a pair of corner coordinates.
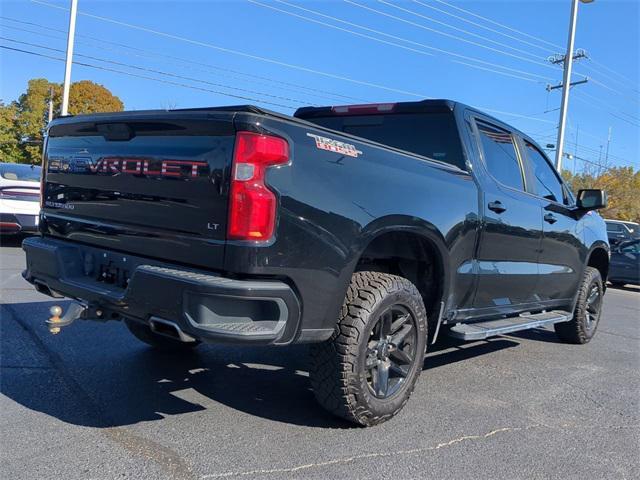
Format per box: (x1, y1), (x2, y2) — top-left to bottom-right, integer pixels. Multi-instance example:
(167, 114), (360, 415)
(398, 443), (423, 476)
(307, 112), (466, 169)
(476, 121), (524, 191)
(524, 141), (566, 204)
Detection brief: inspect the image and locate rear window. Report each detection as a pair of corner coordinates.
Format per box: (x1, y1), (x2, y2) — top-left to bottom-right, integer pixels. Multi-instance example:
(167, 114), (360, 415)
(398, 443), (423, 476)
(0, 163), (41, 182)
(307, 113), (466, 169)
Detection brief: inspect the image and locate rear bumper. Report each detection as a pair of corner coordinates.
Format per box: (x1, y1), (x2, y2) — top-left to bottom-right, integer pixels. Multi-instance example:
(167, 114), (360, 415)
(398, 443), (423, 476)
(22, 236), (305, 345)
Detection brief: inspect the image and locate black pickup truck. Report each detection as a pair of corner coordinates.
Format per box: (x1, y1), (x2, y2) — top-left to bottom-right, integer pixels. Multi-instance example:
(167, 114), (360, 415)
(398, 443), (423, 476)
(23, 99), (609, 426)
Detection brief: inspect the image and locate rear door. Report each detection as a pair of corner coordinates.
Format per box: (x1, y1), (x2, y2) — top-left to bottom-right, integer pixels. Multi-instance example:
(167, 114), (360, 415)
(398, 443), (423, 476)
(43, 112), (236, 269)
(519, 139), (583, 303)
(470, 116), (543, 313)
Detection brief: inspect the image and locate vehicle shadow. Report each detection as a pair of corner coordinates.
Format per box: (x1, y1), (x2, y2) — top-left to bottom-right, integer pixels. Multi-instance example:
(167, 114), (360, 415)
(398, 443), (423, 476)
(424, 334), (520, 369)
(0, 234), (27, 248)
(2, 302), (521, 429)
(608, 283), (640, 293)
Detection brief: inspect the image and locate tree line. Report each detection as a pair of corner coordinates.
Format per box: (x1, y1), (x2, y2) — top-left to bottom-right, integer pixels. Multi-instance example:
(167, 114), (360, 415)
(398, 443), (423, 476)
(562, 167), (640, 223)
(1, 78), (123, 164)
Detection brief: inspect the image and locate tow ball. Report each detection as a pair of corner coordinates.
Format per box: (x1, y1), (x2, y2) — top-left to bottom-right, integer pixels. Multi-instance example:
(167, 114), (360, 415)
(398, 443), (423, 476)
(47, 302), (102, 334)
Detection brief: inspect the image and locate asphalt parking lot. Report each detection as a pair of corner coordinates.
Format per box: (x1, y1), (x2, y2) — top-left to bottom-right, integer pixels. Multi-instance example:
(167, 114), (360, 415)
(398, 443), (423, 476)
(1, 235), (639, 480)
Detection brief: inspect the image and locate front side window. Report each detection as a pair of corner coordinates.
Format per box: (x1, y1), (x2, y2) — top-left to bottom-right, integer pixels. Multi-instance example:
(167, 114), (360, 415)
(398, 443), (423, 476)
(476, 121), (524, 191)
(524, 142), (565, 204)
(607, 223), (623, 233)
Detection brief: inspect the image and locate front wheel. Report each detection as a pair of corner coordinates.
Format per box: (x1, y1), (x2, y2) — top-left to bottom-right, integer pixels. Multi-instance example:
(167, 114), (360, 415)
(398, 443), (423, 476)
(309, 272), (427, 426)
(555, 267), (604, 344)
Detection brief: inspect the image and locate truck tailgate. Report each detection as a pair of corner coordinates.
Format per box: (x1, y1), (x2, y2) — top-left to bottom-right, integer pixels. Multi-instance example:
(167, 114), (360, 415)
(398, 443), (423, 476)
(42, 113), (235, 269)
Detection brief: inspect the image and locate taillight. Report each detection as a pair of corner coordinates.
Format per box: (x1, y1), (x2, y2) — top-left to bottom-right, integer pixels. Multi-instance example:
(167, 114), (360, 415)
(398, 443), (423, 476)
(227, 131), (289, 241)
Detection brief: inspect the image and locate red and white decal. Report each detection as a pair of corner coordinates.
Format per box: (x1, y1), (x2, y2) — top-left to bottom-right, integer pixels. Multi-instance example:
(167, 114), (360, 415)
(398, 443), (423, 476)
(307, 133), (363, 158)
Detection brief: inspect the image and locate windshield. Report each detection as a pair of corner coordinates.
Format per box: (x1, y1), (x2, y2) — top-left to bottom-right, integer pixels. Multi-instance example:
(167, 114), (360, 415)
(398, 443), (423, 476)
(307, 112), (466, 170)
(0, 163), (42, 182)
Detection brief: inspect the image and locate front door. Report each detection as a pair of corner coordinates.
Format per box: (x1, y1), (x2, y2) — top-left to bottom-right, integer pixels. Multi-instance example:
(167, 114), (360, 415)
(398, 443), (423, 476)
(520, 140), (583, 303)
(470, 118), (543, 313)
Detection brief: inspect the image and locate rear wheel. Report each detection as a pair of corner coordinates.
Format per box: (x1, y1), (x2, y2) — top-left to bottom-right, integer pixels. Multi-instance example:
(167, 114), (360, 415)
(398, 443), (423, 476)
(555, 267), (603, 344)
(309, 272), (427, 426)
(124, 319), (200, 351)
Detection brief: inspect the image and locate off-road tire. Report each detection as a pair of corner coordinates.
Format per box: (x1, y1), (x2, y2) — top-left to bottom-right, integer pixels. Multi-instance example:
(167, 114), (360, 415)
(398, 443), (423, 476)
(124, 319), (200, 351)
(309, 272), (428, 426)
(554, 267), (603, 344)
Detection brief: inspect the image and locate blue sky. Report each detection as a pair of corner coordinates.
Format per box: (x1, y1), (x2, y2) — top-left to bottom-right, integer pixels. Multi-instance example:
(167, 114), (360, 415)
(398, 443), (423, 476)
(1, 0), (638, 171)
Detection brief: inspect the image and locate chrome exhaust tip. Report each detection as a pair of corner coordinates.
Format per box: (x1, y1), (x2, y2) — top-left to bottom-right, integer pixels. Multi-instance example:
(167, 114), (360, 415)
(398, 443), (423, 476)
(149, 317), (197, 343)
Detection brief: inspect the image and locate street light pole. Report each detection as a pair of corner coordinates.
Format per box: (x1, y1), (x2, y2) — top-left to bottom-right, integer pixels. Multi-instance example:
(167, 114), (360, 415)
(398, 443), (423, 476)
(61, 0), (78, 116)
(554, 0), (593, 171)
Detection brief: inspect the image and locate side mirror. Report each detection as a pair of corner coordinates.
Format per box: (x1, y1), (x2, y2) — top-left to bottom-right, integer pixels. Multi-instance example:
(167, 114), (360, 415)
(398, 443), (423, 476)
(576, 189), (607, 210)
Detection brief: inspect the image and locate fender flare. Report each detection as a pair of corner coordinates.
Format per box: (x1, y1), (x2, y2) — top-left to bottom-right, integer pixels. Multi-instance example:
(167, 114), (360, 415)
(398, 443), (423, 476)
(347, 215), (451, 305)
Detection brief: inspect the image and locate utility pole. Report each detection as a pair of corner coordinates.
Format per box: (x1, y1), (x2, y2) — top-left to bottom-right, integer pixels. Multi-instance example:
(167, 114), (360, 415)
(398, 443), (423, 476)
(47, 87), (54, 123)
(598, 145), (603, 175)
(604, 126), (612, 169)
(574, 124), (579, 174)
(61, 0), (78, 116)
(551, 0), (595, 171)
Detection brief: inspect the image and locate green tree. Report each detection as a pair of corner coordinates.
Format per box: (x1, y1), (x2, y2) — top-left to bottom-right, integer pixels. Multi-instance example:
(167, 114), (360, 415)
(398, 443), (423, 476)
(0, 101), (23, 163)
(67, 80), (124, 115)
(13, 78), (58, 163)
(0, 78), (124, 164)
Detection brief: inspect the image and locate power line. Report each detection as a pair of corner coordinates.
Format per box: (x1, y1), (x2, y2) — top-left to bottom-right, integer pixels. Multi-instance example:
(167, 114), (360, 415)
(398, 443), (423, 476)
(0, 16), (368, 103)
(572, 94), (640, 129)
(536, 140), (626, 171)
(0, 15), (569, 126)
(250, 0), (552, 83)
(590, 57), (639, 88)
(558, 136), (638, 167)
(0, 18), (366, 104)
(22, 0), (635, 156)
(431, 0), (563, 51)
(537, 125), (638, 167)
(374, 0), (555, 68)
(426, 0), (638, 102)
(0, 36), (319, 106)
(581, 60), (640, 96)
(410, 0), (552, 53)
(341, 0), (555, 78)
(0, 44), (299, 109)
(576, 90), (640, 124)
(29, 0), (430, 99)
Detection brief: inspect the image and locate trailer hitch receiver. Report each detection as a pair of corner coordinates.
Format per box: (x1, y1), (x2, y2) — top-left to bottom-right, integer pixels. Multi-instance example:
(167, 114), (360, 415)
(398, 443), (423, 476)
(47, 302), (93, 334)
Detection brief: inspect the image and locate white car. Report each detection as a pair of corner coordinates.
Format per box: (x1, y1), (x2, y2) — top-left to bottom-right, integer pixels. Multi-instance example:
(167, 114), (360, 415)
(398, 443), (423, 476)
(0, 162), (41, 235)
